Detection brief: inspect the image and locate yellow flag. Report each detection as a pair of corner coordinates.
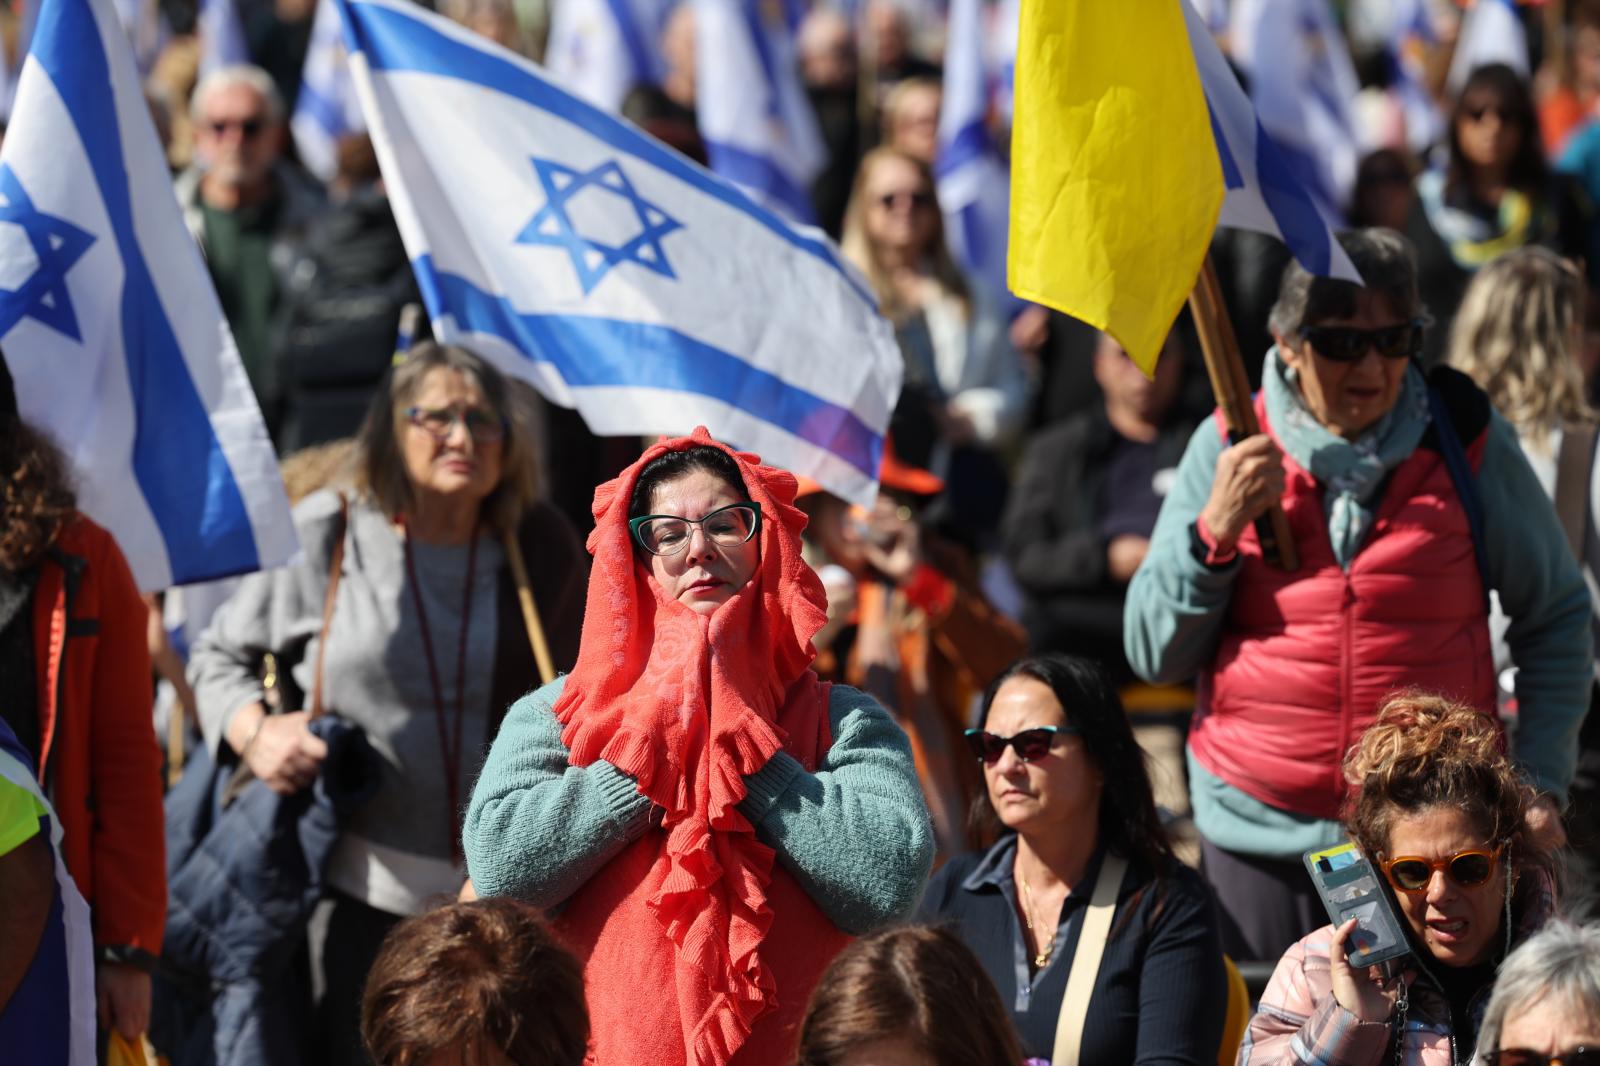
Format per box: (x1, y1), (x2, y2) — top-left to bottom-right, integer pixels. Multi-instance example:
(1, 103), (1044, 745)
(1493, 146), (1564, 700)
(1008, 0), (1223, 374)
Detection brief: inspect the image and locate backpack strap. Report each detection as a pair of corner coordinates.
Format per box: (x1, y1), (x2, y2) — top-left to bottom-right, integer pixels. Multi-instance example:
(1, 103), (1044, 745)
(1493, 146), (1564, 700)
(1050, 854), (1129, 1066)
(1555, 423), (1598, 562)
(1425, 382), (1491, 613)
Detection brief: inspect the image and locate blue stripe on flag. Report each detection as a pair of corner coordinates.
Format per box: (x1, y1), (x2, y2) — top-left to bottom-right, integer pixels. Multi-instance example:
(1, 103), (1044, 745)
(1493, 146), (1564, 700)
(1206, 101), (1245, 191)
(740, 1), (783, 121)
(34, 0), (260, 582)
(1251, 118), (1333, 276)
(603, 0), (656, 86)
(704, 140), (817, 223)
(413, 255), (881, 478)
(340, 0), (860, 300)
(295, 79), (346, 132)
(933, 119), (990, 180)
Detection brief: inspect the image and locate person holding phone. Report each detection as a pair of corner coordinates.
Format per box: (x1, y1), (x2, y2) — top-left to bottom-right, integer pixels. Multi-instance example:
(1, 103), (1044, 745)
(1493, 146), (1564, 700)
(1124, 226), (1591, 964)
(1242, 691), (1558, 1062)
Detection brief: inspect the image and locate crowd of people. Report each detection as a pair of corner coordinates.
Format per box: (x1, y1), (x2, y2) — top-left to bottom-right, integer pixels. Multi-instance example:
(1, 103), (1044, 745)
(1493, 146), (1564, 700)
(14, 0), (1600, 1064)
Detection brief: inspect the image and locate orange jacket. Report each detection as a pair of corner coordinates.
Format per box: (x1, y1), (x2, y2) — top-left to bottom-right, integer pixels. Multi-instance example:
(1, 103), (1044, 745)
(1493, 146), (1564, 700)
(33, 515), (164, 954)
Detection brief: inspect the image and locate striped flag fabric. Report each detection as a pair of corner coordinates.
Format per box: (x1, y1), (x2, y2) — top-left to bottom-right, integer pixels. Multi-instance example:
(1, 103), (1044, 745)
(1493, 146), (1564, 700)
(337, 0), (902, 504)
(545, 0), (671, 112)
(293, 0), (367, 182)
(936, 0), (1013, 310)
(1447, 0), (1528, 93)
(197, 0), (251, 79)
(1182, 0), (1361, 283)
(0, 0), (297, 590)
(692, 0), (827, 223)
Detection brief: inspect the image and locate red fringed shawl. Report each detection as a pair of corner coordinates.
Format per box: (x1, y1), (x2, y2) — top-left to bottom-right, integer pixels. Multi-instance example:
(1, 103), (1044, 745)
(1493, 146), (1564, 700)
(552, 429), (851, 1065)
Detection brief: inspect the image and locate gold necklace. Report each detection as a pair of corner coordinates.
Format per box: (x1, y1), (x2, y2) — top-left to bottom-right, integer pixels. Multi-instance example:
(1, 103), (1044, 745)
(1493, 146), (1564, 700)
(1019, 878), (1055, 969)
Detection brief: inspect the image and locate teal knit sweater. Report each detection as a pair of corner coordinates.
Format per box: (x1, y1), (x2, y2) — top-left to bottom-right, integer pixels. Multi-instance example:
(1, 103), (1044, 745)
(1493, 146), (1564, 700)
(463, 677), (935, 934)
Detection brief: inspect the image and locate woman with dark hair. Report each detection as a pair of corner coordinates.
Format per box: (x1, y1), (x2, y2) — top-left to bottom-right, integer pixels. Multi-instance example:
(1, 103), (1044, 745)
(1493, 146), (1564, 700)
(916, 653), (1225, 1064)
(794, 925), (1026, 1066)
(1407, 63), (1589, 364)
(188, 340), (588, 1061)
(464, 428), (933, 1066)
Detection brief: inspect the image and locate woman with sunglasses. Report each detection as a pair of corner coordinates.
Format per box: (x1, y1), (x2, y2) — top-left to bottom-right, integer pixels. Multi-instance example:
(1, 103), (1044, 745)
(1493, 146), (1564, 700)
(1475, 919), (1600, 1066)
(1125, 227), (1591, 967)
(188, 341), (588, 1061)
(917, 653), (1225, 1063)
(1244, 691), (1558, 1063)
(463, 429), (934, 1066)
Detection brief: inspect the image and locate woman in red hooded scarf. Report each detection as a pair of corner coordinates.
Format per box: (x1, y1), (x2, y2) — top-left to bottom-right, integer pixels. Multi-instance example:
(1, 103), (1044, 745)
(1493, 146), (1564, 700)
(463, 429), (935, 1066)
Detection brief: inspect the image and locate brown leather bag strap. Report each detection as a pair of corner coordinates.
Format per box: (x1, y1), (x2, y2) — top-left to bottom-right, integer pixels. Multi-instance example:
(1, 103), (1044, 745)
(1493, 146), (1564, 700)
(309, 493), (349, 719)
(1556, 423), (1598, 564)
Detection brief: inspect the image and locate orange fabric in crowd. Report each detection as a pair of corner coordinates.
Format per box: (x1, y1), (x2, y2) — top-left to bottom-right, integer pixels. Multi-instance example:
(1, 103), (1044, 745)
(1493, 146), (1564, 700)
(551, 427), (851, 1066)
(33, 515), (164, 952)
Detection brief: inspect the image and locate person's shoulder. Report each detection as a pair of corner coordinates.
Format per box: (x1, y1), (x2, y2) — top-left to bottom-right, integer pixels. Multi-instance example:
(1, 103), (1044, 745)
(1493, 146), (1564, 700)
(1424, 364), (1493, 446)
(919, 849), (988, 918)
(508, 675), (571, 719)
(825, 684), (899, 732)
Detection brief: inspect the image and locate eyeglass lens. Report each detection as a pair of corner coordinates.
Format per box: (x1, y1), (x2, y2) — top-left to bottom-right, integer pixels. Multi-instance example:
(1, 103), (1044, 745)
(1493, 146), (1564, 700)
(1304, 324), (1421, 362)
(965, 728), (1058, 765)
(636, 505), (757, 555)
(1487, 1050), (1600, 1066)
(1388, 852), (1494, 891)
(209, 118), (264, 137)
(408, 405), (504, 442)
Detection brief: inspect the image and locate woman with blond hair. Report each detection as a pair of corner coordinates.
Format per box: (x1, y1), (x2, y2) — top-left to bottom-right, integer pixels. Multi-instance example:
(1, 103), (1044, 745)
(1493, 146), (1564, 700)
(1243, 691), (1558, 1062)
(188, 341), (589, 1062)
(840, 145), (1028, 542)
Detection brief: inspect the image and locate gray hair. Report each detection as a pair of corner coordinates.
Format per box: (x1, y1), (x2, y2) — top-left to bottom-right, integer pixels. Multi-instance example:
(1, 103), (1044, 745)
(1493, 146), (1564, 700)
(1475, 919), (1600, 1058)
(1267, 227), (1428, 342)
(190, 64), (285, 126)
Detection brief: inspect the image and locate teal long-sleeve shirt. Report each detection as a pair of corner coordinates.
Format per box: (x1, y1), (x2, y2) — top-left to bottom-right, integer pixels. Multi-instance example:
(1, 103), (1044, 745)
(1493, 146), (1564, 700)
(1124, 411), (1592, 854)
(463, 677), (935, 934)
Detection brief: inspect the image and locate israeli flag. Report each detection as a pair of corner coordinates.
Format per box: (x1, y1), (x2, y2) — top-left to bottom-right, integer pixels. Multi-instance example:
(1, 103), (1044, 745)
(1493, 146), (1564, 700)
(1230, 0), (1363, 225)
(0, 0), (297, 591)
(936, 0), (1011, 310)
(693, 0), (826, 223)
(545, 0), (670, 113)
(198, 0), (251, 79)
(338, 0), (902, 505)
(1448, 0), (1528, 93)
(1389, 0), (1444, 154)
(293, 0), (367, 182)
(1183, 0), (1361, 282)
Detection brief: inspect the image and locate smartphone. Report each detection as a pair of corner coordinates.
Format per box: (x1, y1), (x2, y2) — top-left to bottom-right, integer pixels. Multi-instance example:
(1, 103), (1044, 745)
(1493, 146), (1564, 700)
(1303, 841), (1411, 969)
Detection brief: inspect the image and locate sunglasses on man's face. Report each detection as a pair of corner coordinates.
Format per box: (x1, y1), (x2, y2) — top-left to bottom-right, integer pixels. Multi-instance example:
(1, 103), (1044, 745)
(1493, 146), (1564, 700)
(962, 725), (1080, 765)
(1483, 1050), (1600, 1066)
(208, 117), (265, 138)
(1382, 848), (1500, 893)
(1299, 321), (1424, 363)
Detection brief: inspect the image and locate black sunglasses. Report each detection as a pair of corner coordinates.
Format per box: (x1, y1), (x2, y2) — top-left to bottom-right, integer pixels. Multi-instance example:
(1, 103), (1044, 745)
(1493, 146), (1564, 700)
(208, 117), (265, 138)
(877, 190), (934, 211)
(1484, 1051), (1600, 1066)
(1300, 321), (1425, 363)
(963, 726), (1080, 765)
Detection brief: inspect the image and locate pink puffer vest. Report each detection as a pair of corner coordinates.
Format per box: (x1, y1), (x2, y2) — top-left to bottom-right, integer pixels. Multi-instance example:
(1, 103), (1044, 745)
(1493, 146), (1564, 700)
(1186, 391), (1498, 820)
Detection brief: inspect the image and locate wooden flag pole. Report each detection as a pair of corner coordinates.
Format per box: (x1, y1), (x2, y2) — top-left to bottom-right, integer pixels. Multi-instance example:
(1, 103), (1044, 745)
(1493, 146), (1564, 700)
(1186, 255), (1299, 572)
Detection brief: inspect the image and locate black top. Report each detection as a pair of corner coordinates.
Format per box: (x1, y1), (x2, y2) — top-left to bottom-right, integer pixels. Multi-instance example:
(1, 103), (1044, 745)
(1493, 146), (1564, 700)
(916, 835), (1227, 1064)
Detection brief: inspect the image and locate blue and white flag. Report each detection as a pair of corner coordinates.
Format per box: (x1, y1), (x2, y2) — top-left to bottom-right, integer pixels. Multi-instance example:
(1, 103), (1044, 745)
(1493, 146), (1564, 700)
(0, 0), (297, 590)
(936, 0), (1011, 310)
(293, 0), (367, 182)
(693, 0), (826, 223)
(1230, 0), (1363, 225)
(545, 0), (670, 112)
(338, 0), (901, 504)
(1183, 0), (1362, 282)
(1448, 0), (1527, 93)
(991, 0), (1019, 124)
(198, 0), (251, 79)
(111, 0), (169, 75)
(1389, 0), (1445, 154)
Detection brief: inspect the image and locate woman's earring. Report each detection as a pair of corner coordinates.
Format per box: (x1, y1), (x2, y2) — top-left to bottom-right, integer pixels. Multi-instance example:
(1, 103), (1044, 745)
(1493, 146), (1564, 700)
(1503, 863), (1514, 957)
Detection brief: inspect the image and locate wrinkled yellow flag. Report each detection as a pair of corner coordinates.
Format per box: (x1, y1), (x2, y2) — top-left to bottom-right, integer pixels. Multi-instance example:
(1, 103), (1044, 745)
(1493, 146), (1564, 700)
(1008, 0), (1223, 374)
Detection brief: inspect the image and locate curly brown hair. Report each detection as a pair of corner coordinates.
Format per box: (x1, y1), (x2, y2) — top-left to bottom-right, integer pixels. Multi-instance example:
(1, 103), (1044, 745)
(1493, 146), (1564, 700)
(0, 418), (76, 573)
(1342, 691), (1541, 874)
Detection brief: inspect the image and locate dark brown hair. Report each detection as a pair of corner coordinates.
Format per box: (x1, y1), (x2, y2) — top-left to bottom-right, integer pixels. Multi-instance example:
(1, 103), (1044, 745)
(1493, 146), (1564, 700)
(1447, 63), (1547, 197)
(1342, 691), (1543, 879)
(0, 418), (76, 572)
(361, 899), (589, 1066)
(794, 926), (1025, 1066)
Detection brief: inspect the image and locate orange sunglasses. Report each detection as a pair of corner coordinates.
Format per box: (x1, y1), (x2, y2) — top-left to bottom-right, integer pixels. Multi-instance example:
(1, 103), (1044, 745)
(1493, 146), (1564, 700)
(1382, 849), (1501, 894)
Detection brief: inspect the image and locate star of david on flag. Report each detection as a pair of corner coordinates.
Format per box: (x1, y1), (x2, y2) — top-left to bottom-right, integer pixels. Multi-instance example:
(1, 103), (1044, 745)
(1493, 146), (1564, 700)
(339, 0), (902, 506)
(0, 162), (95, 341)
(516, 157), (682, 294)
(0, 0), (296, 590)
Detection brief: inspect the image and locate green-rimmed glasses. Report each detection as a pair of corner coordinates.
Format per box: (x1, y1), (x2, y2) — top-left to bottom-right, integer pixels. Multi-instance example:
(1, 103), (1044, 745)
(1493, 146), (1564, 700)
(629, 502), (762, 556)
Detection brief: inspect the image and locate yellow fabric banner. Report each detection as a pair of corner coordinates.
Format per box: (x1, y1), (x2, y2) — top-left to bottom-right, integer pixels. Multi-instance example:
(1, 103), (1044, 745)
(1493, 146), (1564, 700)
(1007, 0), (1223, 374)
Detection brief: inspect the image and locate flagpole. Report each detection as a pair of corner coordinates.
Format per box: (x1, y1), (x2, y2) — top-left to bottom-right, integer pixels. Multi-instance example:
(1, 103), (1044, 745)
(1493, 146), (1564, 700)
(1186, 255), (1299, 572)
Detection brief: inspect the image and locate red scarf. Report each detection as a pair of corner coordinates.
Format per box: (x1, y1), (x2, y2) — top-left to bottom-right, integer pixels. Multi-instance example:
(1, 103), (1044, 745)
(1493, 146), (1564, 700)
(553, 429), (848, 1066)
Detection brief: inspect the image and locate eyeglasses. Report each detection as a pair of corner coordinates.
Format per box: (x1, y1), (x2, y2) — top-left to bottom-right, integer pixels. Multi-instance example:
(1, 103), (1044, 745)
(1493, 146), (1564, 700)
(404, 405), (506, 443)
(876, 190), (935, 212)
(629, 502), (762, 556)
(1382, 848), (1500, 894)
(1463, 104), (1512, 124)
(962, 726), (1080, 765)
(1300, 321), (1425, 363)
(1483, 1051), (1600, 1066)
(207, 117), (265, 138)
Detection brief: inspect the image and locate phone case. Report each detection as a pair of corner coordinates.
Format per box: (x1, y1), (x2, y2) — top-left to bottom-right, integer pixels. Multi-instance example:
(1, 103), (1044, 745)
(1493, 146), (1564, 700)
(1302, 841), (1412, 969)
